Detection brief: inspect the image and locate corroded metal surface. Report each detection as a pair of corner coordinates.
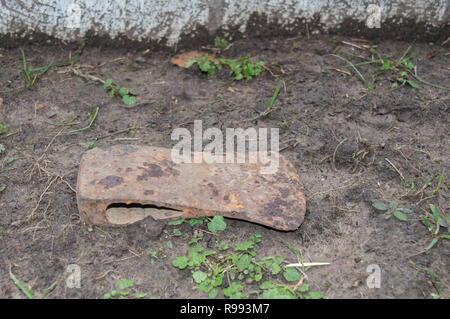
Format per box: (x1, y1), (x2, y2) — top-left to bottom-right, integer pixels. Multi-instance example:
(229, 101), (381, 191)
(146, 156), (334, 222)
(76, 144), (306, 231)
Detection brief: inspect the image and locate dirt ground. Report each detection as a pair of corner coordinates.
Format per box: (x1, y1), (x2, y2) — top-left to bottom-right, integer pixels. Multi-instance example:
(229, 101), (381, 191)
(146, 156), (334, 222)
(0, 34), (448, 299)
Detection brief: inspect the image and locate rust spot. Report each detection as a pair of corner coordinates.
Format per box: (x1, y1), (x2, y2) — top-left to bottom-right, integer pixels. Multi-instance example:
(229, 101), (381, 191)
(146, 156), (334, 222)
(165, 166), (180, 176)
(98, 176), (123, 189)
(207, 182), (219, 196)
(137, 163), (165, 180)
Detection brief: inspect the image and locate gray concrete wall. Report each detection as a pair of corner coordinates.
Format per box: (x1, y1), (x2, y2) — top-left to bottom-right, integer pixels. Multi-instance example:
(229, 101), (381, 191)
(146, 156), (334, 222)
(0, 0), (449, 45)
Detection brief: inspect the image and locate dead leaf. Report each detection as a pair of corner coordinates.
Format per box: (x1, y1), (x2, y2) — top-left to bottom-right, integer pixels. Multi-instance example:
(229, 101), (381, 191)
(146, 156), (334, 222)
(171, 51), (212, 68)
(35, 102), (48, 111)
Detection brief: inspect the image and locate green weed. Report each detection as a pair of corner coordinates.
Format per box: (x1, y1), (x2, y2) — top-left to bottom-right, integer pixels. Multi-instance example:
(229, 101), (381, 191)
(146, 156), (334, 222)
(103, 278), (146, 299)
(419, 204), (450, 252)
(103, 78), (138, 106)
(372, 200), (413, 221)
(330, 44), (450, 92)
(171, 217), (325, 299)
(21, 50), (54, 88)
(186, 39), (264, 81)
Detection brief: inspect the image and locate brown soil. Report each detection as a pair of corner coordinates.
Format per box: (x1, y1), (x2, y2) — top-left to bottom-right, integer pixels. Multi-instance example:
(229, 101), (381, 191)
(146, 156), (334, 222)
(0, 35), (448, 299)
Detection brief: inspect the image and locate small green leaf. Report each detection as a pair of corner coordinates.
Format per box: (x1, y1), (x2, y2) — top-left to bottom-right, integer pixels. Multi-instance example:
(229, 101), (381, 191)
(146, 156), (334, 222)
(0, 124), (8, 134)
(118, 87), (129, 97)
(261, 287), (295, 299)
(122, 95), (137, 105)
(168, 219), (185, 226)
(188, 218), (204, 227)
(198, 279), (213, 293)
(192, 271), (208, 284)
(0, 184), (6, 192)
(251, 233), (262, 243)
(426, 238), (439, 250)
(299, 283), (309, 293)
(223, 282), (245, 299)
(406, 80), (419, 89)
(212, 273), (224, 287)
(87, 141), (95, 149)
(166, 241), (173, 249)
(421, 216), (432, 231)
(135, 293), (147, 298)
(393, 210), (408, 221)
(188, 237), (202, 245)
(172, 256), (189, 269)
(236, 254), (252, 272)
(234, 240), (254, 252)
(217, 241), (230, 251)
(117, 279), (134, 290)
(103, 78), (113, 88)
(283, 267), (300, 282)
(372, 202), (388, 211)
(173, 229), (182, 236)
(208, 288), (218, 299)
(305, 291), (325, 299)
(260, 281), (275, 290)
(430, 204), (439, 224)
(185, 60), (197, 68)
(207, 216), (227, 233)
(0, 144), (5, 153)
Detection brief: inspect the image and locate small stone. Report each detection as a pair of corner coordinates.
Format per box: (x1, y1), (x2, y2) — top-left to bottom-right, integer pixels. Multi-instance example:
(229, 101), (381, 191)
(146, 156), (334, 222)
(135, 56), (147, 64)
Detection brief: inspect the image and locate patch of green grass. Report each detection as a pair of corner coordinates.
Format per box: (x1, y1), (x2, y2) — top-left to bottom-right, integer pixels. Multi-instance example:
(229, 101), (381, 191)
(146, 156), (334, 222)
(65, 106), (99, 134)
(329, 44), (450, 91)
(21, 50), (54, 88)
(9, 271), (57, 299)
(419, 204), (450, 252)
(260, 82), (283, 117)
(410, 261), (447, 299)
